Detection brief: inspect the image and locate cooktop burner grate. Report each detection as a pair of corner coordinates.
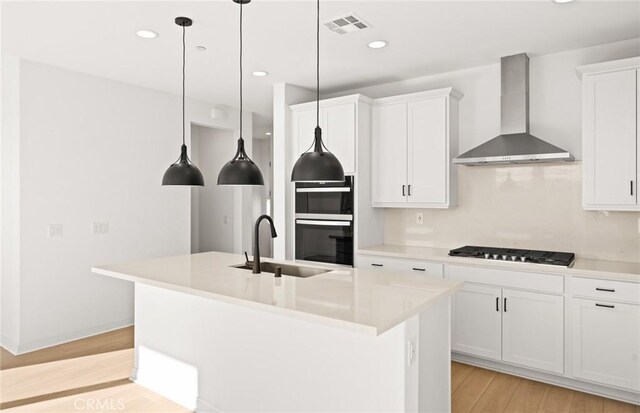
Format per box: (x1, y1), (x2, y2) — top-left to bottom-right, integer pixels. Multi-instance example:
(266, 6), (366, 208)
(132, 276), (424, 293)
(449, 245), (575, 267)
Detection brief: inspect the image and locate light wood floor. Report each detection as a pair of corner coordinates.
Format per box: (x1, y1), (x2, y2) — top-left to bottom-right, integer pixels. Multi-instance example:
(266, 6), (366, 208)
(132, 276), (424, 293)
(452, 362), (639, 413)
(1, 327), (638, 412)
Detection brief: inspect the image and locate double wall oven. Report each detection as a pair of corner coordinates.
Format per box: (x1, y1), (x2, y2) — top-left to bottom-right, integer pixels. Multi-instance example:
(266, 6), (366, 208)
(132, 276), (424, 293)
(295, 177), (354, 266)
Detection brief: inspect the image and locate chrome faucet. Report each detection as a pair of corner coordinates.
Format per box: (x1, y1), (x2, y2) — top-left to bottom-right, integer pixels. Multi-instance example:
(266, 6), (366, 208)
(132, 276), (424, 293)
(249, 215), (278, 274)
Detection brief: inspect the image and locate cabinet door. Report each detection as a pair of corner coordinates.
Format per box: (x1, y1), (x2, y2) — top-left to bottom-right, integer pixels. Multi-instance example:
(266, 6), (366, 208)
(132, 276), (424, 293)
(407, 97), (447, 205)
(372, 103), (408, 204)
(502, 289), (564, 374)
(293, 109), (318, 160)
(583, 69), (637, 207)
(452, 284), (502, 361)
(572, 298), (640, 392)
(323, 103), (356, 175)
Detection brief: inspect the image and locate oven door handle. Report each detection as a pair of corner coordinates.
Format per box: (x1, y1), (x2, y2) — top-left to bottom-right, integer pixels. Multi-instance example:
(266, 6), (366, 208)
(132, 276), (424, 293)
(296, 220), (352, 227)
(296, 187), (351, 193)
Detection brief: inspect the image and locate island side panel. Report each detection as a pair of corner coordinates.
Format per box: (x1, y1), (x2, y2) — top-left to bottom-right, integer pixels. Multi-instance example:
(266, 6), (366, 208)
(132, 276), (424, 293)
(133, 283), (425, 412)
(418, 297), (452, 413)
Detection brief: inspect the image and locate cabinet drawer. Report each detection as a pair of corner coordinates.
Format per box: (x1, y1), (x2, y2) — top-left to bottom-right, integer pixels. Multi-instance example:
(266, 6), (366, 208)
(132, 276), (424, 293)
(356, 255), (443, 278)
(572, 277), (640, 304)
(446, 265), (563, 294)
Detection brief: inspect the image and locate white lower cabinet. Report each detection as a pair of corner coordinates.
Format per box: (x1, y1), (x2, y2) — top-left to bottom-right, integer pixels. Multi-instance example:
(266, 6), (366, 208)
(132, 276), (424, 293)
(452, 284), (502, 361)
(571, 298), (640, 392)
(452, 284), (564, 374)
(502, 289), (564, 374)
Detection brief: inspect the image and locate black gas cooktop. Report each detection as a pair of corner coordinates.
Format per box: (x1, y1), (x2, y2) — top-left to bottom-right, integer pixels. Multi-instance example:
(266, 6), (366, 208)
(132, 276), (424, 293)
(449, 245), (575, 267)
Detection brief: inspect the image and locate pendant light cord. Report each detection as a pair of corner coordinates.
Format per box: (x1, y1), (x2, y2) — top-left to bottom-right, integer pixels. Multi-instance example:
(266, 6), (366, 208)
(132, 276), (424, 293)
(239, 2), (243, 140)
(316, 0), (319, 128)
(182, 24), (186, 147)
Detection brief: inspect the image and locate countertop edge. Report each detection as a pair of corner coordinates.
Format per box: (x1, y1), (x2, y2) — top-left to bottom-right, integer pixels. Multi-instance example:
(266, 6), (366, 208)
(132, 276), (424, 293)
(92, 265), (461, 336)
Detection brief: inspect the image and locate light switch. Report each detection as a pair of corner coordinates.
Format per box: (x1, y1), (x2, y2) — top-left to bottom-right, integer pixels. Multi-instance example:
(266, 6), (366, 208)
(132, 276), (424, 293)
(92, 222), (109, 235)
(48, 224), (63, 238)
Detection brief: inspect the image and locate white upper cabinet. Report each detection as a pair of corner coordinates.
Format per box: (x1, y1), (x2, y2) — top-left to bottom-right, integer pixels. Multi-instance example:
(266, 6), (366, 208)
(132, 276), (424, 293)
(372, 88), (461, 208)
(323, 103), (356, 176)
(578, 57), (640, 211)
(291, 95), (369, 176)
(372, 103), (407, 204)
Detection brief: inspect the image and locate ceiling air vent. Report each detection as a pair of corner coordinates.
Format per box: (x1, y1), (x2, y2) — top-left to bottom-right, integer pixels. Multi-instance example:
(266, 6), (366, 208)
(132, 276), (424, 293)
(324, 13), (371, 35)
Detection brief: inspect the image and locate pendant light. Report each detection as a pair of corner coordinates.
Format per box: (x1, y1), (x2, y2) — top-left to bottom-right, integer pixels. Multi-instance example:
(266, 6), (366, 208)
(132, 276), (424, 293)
(218, 0), (264, 186)
(162, 17), (204, 186)
(291, 0), (345, 183)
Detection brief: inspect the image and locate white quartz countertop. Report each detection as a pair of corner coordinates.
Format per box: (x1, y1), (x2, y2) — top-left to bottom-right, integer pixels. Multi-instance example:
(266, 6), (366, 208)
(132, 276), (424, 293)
(358, 245), (640, 283)
(92, 251), (461, 336)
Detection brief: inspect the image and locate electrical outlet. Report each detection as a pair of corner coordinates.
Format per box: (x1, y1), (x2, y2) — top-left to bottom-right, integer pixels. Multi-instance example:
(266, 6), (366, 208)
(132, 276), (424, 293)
(416, 213), (424, 224)
(92, 222), (109, 235)
(48, 224), (63, 238)
(407, 339), (417, 365)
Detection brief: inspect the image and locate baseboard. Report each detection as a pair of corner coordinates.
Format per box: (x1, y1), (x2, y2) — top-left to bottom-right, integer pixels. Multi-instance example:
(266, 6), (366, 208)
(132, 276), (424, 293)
(196, 397), (223, 413)
(452, 353), (640, 406)
(0, 335), (19, 355)
(11, 318), (134, 355)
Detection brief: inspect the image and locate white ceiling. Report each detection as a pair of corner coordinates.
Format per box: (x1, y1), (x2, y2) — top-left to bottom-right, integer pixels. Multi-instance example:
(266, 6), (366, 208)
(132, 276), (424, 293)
(3, 0), (639, 130)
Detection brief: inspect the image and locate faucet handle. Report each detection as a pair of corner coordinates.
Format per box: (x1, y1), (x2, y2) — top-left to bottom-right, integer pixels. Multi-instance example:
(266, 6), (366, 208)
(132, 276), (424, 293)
(244, 251), (250, 264)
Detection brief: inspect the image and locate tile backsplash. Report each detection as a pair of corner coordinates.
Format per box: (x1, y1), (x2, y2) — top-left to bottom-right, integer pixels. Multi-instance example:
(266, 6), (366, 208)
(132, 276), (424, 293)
(384, 162), (640, 263)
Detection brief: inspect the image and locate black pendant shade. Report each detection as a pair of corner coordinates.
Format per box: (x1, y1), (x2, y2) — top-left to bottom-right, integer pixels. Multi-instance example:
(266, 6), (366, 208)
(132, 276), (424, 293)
(162, 16), (204, 187)
(291, 126), (344, 182)
(217, 138), (264, 185)
(291, 0), (345, 183)
(218, 0), (264, 186)
(163, 144), (205, 186)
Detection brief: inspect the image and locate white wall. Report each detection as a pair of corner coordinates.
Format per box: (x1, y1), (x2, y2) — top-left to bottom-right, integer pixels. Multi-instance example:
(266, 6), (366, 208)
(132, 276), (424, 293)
(1, 58), (255, 353)
(191, 125), (236, 254)
(272, 83), (315, 260)
(325, 38), (640, 161)
(1, 55), (21, 353)
(253, 137), (273, 257)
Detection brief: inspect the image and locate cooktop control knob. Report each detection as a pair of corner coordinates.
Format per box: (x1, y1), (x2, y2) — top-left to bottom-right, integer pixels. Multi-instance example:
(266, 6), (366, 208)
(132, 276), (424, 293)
(484, 253), (491, 259)
(520, 256), (527, 262)
(492, 254), (499, 260)
(511, 256), (517, 261)
(502, 255), (508, 260)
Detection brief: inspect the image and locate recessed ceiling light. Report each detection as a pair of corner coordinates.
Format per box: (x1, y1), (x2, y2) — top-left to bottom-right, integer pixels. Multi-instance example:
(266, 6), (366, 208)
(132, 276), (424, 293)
(368, 40), (388, 49)
(195, 45), (207, 51)
(266, 132), (272, 136)
(136, 30), (159, 39)
(552, 0), (574, 3)
(252, 70), (269, 77)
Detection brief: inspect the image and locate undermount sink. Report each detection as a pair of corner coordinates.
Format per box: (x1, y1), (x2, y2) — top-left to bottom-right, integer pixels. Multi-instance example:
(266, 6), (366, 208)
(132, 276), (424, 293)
(232, 262), (329, 278)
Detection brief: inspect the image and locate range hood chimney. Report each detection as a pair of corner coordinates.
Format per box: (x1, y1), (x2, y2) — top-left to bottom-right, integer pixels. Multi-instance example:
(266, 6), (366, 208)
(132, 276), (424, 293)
(454, 53), (574, 166)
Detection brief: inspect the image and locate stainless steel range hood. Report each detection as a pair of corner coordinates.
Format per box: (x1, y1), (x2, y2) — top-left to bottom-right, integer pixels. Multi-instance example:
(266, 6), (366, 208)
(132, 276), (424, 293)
(454, 53), (574, 166)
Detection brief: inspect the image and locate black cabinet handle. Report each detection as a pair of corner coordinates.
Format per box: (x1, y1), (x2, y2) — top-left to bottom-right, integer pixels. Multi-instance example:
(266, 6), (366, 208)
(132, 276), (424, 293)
(496, 297), (500, 312)
(371, 263), (383, 267)
(408, 185), (412, 196)
(504, 297), (507, 312)
(631, 181), (634, 196)
(402, 185), (406, 196)
(412, 267), (425, 272)
(595, 303), (615, 309)
(596, 288), (615, 293)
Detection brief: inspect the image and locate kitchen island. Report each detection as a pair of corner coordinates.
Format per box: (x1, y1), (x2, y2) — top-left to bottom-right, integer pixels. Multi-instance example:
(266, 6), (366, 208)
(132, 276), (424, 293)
(92, 251), (461, 412)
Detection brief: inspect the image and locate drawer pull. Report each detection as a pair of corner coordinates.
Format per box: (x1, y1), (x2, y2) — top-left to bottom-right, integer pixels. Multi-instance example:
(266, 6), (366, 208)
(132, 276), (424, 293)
(595, 303), (615, 309)
(595, 288), (615, 293)
(371, 263), (383, 267)
(412, 267), (425, 272)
